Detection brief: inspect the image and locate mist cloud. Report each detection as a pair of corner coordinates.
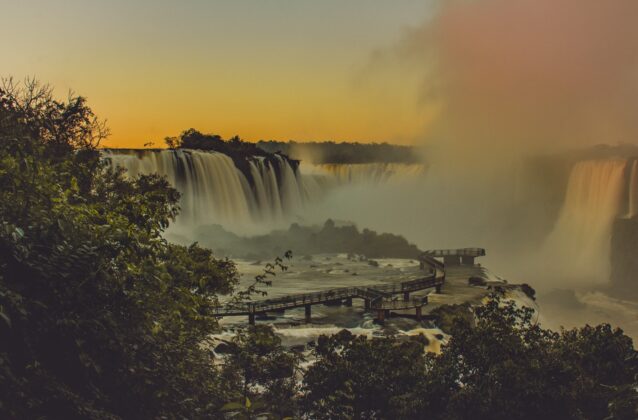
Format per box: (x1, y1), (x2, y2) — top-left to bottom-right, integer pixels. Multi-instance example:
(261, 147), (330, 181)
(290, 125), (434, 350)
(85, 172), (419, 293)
(391, 0), (638, 158)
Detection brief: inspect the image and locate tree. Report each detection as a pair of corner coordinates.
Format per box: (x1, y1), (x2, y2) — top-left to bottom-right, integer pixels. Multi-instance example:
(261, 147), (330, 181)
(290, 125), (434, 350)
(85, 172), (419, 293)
(0, 78), (239, 418)
(221, 325), (301, 418)
(419, 297), (637, 420)
(302, 297), (637, 420)
(302, 329), (428, 419)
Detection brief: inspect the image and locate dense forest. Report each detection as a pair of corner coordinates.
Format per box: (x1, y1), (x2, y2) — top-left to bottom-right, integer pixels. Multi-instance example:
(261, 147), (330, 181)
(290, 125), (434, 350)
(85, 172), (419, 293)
(257, 140), (420, 164)
(1, 80), (636, 419)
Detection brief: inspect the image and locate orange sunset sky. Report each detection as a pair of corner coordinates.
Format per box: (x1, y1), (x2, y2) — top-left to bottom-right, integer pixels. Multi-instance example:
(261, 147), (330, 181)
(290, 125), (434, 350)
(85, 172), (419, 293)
(5, 0), (638, 151)
(1, 0), (435, 148)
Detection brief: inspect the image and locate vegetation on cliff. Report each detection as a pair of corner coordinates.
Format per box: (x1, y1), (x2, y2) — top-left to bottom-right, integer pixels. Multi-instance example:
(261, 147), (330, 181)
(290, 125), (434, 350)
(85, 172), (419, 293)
(194, 219), (423, 259)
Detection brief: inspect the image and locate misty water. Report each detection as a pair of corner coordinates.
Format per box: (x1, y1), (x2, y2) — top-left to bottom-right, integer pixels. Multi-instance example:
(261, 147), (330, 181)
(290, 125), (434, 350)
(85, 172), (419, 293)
(106, 149), (638, 340)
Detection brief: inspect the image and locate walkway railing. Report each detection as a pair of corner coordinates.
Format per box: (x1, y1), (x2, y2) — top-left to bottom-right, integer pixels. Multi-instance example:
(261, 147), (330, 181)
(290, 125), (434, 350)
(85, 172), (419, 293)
(214, 257), (446, 318)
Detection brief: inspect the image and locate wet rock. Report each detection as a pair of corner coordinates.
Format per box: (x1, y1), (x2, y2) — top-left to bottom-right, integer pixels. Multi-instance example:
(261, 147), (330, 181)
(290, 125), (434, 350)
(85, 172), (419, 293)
(520, 283), (536, 300)
(468, 276), (487, 286)
(214, 342), (233, 354)
(410, 333), (430, 346)
(290, 344), (306, 353)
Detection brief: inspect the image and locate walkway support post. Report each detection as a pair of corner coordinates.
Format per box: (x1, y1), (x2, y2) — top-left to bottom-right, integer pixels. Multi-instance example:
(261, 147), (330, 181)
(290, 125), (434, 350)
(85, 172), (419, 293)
(248, 313), (255, 325)
(377, 309), (385, 322)
(403, 291), (410, 301)
(435, 284), (442, 294)
(443, 255), (461, 266)
(364, 299), (370, 310)
(415, 306), (422, 321)
(305, 304), (311, 323)
(461, 256), (475, 265)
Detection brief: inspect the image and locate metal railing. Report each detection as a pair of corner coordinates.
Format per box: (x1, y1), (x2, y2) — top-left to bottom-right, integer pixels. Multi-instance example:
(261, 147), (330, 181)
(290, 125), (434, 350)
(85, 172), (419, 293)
(422, 248), (485, 257)
(214, 257), (445, 316)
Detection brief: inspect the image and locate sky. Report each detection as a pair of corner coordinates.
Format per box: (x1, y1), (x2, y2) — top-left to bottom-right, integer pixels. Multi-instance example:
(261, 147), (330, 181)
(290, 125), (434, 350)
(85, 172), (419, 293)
(1, 0), (435, 148)
(4, 0), (637, 151)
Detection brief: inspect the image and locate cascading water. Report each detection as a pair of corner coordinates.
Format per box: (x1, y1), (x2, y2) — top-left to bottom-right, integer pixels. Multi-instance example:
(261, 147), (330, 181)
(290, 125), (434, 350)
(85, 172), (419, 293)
(307, 163), (426, 184)
(103, 149), (428, 234)
(542, 159), (629, 283)
(628, 159), (638, 218)
(103, 149), (317, 234)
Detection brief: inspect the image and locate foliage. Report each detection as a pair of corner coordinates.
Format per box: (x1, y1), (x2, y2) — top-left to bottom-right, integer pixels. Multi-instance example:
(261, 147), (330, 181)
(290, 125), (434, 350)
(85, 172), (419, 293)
(302, 330), (429, 419)
(428, 303), (473, 334)
(221, 325), (301, 418)
(196, 219), (422, 260)
(0, 79), (239, 418)
(231, 251), (293, 302)
(302, 297), (637, 420)
(418, 298), (637, 419)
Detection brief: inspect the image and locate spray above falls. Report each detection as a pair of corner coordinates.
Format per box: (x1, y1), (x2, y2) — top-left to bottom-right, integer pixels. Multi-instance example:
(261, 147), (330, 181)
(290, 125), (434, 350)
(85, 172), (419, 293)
(102, 149), (425, 235)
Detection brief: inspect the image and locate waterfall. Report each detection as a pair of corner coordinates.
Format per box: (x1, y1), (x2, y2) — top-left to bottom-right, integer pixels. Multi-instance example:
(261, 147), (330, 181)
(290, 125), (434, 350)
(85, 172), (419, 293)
(543, 159), (628, 283)
(102, 149), (316, 234)
(304, 163), (426, 184)
(628, 159), (638, 218)
(102, 150), (427, 236)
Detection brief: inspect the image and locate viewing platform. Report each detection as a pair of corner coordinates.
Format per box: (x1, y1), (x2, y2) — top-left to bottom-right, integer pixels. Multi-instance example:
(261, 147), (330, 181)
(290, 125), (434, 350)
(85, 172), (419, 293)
(214, 254), (446, 324)
(421, 247), (486, 266)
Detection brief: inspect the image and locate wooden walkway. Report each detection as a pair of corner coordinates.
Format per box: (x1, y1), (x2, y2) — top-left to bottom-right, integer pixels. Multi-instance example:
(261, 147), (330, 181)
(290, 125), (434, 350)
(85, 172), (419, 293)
(215, 254), (446, 324)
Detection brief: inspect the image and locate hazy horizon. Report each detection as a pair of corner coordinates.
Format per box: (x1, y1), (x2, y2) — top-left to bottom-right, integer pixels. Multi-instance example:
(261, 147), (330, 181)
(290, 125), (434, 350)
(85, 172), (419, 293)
(1, 0), (435, 147)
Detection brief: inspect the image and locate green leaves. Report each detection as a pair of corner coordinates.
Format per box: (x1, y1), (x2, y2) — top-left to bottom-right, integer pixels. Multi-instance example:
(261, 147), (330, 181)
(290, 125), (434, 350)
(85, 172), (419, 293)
(301, 296), (638, 420)
(221, 325), (301, 418)
(0, 79), (237, 419)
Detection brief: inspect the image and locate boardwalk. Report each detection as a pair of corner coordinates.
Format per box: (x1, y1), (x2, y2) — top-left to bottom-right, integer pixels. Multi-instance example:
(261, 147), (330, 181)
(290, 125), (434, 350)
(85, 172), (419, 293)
(215, 254), (449, 324)
(422, 247), (485, 266)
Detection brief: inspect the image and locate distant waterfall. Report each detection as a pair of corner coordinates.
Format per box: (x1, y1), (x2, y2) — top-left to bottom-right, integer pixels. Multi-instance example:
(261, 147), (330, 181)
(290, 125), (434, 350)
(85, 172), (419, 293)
(102, 149), (319, 234)
(628, 159), (638, 218)
(543, 159), (628, 282)
(305, 163), (426, 184)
